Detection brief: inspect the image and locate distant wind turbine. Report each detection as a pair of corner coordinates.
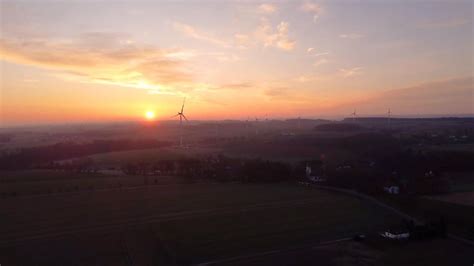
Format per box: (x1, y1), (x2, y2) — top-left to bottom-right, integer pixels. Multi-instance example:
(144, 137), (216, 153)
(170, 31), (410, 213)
(387, 108), (392, 129)
(255, 117), (259, 135)
(246, 117), (250, 138)
(172, 98), (188, 147)
(215, 122), (220, 142)
(351, 109), (357, 122)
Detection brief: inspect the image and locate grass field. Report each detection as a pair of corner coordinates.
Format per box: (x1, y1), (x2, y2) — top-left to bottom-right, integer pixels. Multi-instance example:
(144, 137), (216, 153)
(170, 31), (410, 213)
(0, 182), (399, 265)
(422, 143), (474, 153)
(218, 238), (474, 266)
(426, 191), (474, 207)
(0, 170), (185, 197)
(82, 146), (222, 165)
(446, 171), (474, 193)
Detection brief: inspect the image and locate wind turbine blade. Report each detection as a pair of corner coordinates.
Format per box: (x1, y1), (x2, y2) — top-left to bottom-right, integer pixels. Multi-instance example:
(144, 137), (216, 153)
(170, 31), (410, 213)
(171, 114), (180, 118)
(182, 114), (188, 121)
(181, 98), (186, 113)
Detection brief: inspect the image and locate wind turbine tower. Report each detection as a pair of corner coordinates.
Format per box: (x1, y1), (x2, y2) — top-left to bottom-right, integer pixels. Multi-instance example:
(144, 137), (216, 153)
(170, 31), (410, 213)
(387, 108), (392, 129)
(215, 123), (219, 142)
(245, 117), (250, 139)
(172, 98), (188, 147)
(255, 117), (259, 136)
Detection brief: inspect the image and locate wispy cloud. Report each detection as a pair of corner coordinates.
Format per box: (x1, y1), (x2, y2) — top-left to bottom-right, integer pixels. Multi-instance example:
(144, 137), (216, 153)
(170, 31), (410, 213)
(301, 1), (322, 23)
(172, 22), (230, 47)
(23, 78), (39, 83)
(220, 82), (254, 90)
(339, 67), (363, 78)
(263, 87), (306, 103)
(339, 33), (364, 39)
(0, 32), (194, 94)
(165, 50), (197, 60)
(254, 19), (296, 51)
(313, 58), (328, 67)
(307, 47), (329, 57)
(294, 74), (326, 83)
(216, 53), (242, 62)
(312, 52), (329, 57)
(173, 18), (295, 51)
(418, 18), (469, 29)
(234, 33), (251, 49)
(258, 3), (277, 14)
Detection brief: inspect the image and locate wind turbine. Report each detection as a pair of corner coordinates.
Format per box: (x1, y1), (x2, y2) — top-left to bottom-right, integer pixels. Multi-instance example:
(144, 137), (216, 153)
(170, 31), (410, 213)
(255, 117), (259, 135)
(215, 122), (220, 142)
(351, 109), (357, 122)
(387, 108), (392, 129)
(264, 114), (269, 133)
(172, 98), (188, 147)
(245, 117), (250, 138)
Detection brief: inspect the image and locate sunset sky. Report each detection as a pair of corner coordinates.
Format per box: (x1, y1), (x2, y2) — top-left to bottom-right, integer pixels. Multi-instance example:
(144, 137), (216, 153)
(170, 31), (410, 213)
(1, 0), (472, 125)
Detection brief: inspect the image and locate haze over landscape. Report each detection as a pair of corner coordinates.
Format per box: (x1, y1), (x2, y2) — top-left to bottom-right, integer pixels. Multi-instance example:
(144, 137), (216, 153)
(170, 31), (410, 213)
(1, 0), (472, 126)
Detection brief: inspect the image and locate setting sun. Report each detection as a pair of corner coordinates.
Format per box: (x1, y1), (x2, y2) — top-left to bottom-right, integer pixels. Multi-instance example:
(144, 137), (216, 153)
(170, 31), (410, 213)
(145, 111), (155, 120)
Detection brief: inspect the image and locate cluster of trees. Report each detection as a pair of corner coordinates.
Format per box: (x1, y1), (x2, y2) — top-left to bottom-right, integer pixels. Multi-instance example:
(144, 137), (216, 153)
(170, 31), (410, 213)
(0, 139), (171, 170)
(121, 155), (296, 183)
(122, 160), (176, 176)
(314, 123), (364, 132)
(322, 147), (474, 195)
(377, 149), (474, 177)
(218, 131), (472, 194)
(40, 158), (101, 174)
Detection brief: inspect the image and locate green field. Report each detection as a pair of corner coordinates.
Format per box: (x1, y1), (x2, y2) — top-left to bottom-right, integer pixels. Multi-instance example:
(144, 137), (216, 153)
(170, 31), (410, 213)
(0, 170), (184, 197)
(83, 146), (222, 164)
(446, 171), (474, 193)
(422, 143), (474, 153)
(217, 238), (474, 266)
(0, 182), (399, 265)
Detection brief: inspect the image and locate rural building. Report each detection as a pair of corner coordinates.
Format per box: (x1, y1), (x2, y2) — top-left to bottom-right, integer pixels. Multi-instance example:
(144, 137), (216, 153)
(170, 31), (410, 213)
(306, 164), (326, 183)
(384, 186), (400, 194)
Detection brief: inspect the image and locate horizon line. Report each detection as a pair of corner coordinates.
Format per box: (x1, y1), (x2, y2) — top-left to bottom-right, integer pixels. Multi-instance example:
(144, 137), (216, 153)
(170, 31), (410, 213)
(1, 113), (473, 129)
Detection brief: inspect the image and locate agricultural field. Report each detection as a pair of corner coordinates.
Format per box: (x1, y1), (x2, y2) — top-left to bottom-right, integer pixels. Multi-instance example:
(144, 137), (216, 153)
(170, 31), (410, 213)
(446, 171), (474, 193)
(85, 146), (221, 165)
(422, 143), (474, 153)
(0, 170), (185, 197)
(0, 182), (399, 265)
(218, 238), (474, 266)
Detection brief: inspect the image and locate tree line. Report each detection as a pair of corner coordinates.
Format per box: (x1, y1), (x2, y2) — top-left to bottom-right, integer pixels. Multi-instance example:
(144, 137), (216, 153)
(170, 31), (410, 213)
(121, 155), (296, 183)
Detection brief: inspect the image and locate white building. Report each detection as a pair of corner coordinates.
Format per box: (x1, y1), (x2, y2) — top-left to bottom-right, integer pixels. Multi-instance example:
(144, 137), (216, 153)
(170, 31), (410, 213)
(384, 186), (400, 194)
(306, 165), (325, 183)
